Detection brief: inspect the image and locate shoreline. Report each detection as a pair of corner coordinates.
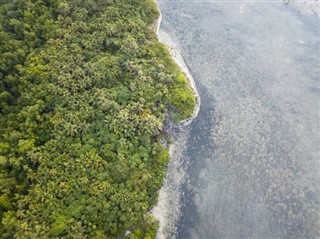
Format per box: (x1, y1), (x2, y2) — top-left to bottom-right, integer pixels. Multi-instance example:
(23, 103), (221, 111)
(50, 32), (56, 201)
(155, 5), (201, 127)
(152, 2), (201, 238)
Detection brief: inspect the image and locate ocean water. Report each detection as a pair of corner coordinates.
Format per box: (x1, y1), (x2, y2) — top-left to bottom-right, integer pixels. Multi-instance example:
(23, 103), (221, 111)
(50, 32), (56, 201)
(153, 1), (320, 238)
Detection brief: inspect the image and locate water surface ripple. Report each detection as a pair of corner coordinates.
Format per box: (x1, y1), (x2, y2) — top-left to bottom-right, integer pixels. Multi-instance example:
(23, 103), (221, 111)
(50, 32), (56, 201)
(155, 1), (320, 239)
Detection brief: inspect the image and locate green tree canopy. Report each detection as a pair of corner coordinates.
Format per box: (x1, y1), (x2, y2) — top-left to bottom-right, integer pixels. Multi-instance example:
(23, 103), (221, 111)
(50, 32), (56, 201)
(0, 0), (196, 238)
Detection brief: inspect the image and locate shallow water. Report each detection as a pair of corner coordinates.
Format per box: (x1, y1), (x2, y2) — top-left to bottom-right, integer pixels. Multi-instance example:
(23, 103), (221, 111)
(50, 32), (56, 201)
(154, 1), (320, 238)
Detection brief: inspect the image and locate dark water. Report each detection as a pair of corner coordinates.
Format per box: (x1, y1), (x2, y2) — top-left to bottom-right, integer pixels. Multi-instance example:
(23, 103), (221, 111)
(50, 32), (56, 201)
(155, 1), (320, 239)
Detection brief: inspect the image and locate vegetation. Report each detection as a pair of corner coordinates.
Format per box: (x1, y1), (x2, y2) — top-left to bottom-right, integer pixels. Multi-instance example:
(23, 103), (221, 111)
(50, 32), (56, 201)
(0, 0), (195, 238)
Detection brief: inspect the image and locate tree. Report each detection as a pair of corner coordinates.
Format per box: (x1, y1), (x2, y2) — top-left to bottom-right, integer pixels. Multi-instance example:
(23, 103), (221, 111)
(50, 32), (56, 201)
(0, 0), (196, 238)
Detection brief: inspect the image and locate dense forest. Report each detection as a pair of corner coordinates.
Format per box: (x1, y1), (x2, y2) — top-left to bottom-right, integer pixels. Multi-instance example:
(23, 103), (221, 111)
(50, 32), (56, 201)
(0, 0), (195, 238)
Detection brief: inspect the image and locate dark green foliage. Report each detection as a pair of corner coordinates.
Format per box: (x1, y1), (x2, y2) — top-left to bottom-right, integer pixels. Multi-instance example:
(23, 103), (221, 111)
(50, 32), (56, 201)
(0, 0), (196, 238)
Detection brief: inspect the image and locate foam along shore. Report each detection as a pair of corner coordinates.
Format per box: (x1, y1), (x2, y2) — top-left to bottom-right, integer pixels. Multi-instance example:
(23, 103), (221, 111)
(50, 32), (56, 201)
(155, 5), (201, 127)
(151, 2), (201, 239)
